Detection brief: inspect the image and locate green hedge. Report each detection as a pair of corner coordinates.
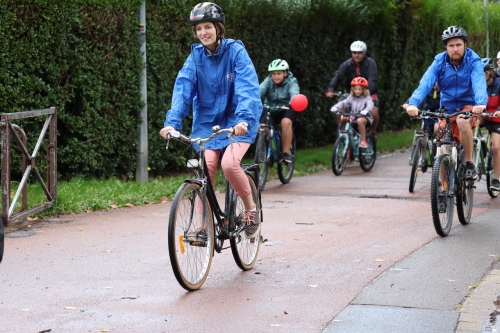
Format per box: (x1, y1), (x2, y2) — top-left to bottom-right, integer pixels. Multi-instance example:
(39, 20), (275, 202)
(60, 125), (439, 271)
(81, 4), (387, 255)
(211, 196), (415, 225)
(2, 0), (500, 179)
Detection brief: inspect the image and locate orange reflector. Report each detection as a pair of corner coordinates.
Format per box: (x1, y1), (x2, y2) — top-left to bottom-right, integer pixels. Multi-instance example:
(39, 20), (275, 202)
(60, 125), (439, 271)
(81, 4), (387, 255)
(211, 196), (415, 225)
(179, 236), (185, 254)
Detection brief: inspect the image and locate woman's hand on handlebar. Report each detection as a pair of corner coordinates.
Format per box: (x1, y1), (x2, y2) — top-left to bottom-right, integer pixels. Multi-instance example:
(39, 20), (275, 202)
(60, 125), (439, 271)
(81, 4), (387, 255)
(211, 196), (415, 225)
(406, 105), (419, 117)
(233, 122), (248, 136)
(160, 126), (175, 139)
(325, 91), (335, 98)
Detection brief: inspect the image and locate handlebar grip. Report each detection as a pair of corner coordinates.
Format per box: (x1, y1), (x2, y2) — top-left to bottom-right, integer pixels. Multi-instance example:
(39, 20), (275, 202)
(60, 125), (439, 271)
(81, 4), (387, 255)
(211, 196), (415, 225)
(167, 130), (180, 138)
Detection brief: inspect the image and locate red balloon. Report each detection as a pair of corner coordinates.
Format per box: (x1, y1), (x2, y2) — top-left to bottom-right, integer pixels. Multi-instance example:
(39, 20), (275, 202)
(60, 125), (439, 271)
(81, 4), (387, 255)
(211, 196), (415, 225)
(290, 94), (308, 112)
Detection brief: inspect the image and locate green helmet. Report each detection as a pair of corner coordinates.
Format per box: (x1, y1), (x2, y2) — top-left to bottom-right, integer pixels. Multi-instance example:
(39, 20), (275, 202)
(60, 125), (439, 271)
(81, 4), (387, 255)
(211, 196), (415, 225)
(268, 59), (289, 72)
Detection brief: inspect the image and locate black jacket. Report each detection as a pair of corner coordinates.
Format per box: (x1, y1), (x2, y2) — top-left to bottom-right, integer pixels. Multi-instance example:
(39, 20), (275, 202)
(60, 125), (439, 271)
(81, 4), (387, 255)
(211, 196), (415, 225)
(328, 56), (378, 94)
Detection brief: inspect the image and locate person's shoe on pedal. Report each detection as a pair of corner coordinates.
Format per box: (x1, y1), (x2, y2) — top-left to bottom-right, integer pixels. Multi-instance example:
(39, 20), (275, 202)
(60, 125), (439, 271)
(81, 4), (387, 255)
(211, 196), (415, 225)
(359, 139), (367, 148)
(490, 178), (500, 191)
(244, 209), (260, 239)
(464, 161), (478, 180)
(280, 152), (294, 164)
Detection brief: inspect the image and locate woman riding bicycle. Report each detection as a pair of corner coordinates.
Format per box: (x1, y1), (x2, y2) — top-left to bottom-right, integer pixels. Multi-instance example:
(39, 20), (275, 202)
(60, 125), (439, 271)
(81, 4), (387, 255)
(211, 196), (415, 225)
(481, 58), (500, 191)
(330, 77), (373, 149)
(259, 59), (300, 164)
(159, 2), (262, 238)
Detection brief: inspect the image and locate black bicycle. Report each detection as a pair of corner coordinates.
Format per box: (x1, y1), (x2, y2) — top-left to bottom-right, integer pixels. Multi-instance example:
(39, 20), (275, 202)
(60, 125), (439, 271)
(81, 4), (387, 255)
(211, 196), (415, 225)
(472, 122), (500, 198)
(408, 111), (437, 192)
(254, 104), (296, 190)
(166, 126), (262, 291)
(421, 109), (475, 236)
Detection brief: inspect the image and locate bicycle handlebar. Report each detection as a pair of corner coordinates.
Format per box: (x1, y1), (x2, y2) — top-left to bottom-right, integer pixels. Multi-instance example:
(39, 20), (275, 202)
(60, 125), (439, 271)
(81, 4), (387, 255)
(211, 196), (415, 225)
(167, 125), (234, 144)
(263, 104), (289, 112)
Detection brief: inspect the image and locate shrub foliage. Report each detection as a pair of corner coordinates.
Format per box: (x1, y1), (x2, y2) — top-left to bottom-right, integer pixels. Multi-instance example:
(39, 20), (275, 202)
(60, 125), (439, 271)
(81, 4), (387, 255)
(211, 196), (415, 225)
(2, 0), (500, 178)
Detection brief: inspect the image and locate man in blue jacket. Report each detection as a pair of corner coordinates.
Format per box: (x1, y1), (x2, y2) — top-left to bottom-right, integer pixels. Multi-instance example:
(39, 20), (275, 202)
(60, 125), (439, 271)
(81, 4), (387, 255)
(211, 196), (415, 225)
(406, 26), (487, 180)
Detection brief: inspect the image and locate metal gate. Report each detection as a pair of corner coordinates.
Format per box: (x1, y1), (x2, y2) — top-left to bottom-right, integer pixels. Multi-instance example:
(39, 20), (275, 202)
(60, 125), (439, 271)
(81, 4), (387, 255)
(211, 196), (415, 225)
(1, 107), (57, 226)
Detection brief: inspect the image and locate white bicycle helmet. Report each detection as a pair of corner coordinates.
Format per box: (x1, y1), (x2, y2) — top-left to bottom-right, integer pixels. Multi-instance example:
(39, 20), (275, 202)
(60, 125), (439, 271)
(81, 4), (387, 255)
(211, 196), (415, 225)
(350, 41), (367, 52)
(268, 59), (289, 72)
(497, 51), (500, 59)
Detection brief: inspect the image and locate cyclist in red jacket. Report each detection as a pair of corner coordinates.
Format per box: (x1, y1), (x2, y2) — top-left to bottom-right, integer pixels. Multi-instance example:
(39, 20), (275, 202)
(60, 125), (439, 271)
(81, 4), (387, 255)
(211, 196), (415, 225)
(482, 58), (500, 190)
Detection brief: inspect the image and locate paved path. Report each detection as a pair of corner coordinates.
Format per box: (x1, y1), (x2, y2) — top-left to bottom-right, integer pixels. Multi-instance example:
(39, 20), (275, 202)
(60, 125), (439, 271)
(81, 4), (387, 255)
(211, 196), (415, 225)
(1, 151), (499, 332)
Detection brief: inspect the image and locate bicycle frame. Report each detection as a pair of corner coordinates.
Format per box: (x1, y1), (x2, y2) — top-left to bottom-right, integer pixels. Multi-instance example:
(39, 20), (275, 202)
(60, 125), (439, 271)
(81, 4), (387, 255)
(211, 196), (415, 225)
(260, 107), (282, 167)
(337, 114), (374, 159)
(169, 128), (260, 247)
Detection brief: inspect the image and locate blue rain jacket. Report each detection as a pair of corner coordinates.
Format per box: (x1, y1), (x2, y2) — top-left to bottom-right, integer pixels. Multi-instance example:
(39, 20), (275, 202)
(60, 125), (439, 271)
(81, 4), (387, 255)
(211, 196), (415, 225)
(408, 48), (487, 114)
(164, 39), (262, 150)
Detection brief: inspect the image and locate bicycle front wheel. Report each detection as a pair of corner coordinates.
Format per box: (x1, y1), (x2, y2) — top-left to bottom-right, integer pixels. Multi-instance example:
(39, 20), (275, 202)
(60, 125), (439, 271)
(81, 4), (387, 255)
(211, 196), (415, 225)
(254, 131), (270, 190)
(332, 136), (348, 176)
(409, 139), (423, 193)
(278, 131), (296, 184)
(430, 154), (454, 237)
(230, 173), (261, 270)
(360, 134), (377, 172)
(168, 182), (214, 291)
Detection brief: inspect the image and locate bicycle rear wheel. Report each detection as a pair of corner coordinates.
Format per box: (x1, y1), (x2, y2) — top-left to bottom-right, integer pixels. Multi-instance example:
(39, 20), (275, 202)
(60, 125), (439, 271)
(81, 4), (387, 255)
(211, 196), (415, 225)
(168, 182), (214, 291)
(430, 154), (454, 237)
(359, 134), (377, 172)
(254, 131), (269, 190)
(230, 173), (261, 270)
(332, 136), (348, 176)
(456, 176), (474, 225)
(278, 131), (296, 184)
(409, 139), (423, 193)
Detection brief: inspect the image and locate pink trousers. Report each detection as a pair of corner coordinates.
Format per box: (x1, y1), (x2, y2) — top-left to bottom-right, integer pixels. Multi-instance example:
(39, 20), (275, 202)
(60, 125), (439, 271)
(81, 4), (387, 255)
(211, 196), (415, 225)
(205, 142), (251, 199)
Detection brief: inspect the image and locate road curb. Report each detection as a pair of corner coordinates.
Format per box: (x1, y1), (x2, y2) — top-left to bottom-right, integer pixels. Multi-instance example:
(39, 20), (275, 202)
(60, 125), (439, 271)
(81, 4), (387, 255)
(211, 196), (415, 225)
(456, 267), (500, 333)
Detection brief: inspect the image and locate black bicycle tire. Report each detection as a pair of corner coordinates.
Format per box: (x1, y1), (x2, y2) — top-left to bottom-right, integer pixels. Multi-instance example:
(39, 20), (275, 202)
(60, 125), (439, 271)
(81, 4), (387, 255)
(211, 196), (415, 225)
(168, 182), (214, 291)
(430, 154), (454, 237)
(409, 139), (423, 193)
(254, 131), (269, 191)
(456, 175), (474, 225)
(278, 131), (296, 184)
(360, 134), (377, 172)
(332, 136), (348, 176)
(230, 173), (261, 270)
(486, 144), (500, 197)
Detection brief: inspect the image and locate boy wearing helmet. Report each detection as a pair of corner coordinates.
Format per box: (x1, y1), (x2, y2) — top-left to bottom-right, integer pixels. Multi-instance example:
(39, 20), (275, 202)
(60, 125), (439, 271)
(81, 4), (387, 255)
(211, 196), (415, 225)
(481, 58), (500, 190)
(406, 26), (487, 180)
(260, 59), (300, 164)
(159, 2), (262, 238)
(325, 41), (379, 134)
(330, 77), (373, 150)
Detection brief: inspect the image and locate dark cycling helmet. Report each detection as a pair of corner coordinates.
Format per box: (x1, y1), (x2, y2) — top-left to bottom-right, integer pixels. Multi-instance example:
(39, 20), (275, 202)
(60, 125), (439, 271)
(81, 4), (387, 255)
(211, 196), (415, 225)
(441, 26), (468, 45)
(351, 77), (368, 87)
(268, 59), (289, 72)
(482, 57), (494, 71)
(189, 2), (225, 25)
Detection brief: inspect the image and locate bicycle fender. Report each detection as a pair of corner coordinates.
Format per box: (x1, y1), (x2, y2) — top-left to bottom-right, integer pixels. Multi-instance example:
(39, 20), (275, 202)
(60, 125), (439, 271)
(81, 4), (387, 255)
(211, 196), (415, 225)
(183, 179), (203, 187)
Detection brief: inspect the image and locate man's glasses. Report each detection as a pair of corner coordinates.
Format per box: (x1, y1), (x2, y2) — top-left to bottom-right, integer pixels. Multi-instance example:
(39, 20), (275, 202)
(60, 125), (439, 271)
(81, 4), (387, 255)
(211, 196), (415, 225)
(352, 51), (363, 55)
